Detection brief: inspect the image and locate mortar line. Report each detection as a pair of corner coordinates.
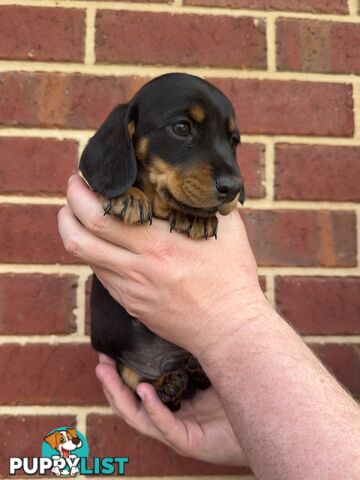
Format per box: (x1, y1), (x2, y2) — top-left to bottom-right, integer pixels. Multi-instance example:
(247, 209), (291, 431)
(2, 129), (360, 147)
(353, 83), (360, 139)
(258, 267), (360, 275)
(348, 0), (359, 16)
(84, 6), (96, 65)
(1, 194), (359, 210)
(265, 273), (275, 307)
(0, 0), (358, 22)
(0, 60), (360, 83)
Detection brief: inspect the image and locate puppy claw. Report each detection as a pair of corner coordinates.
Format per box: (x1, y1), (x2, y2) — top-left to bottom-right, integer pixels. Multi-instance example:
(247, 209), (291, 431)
(101, 188), (152, 225)
(103, 203), (112, 216)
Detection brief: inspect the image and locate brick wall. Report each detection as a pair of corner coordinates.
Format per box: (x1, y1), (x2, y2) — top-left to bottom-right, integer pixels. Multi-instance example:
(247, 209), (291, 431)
(0, 0), (359, 478)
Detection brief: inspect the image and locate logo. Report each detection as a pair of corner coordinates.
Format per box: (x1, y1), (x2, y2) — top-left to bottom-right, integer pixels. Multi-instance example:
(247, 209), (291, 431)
(9, 426), (129, 476)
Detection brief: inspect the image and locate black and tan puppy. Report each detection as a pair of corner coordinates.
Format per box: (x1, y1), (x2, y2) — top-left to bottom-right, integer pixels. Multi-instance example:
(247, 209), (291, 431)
(80, 73), (244, 410)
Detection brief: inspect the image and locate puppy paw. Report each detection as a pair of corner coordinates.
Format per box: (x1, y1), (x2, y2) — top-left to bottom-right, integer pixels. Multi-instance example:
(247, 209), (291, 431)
(154, 370), (188, 409)
(103, 187), (152, 225)
(169, 211), (218, 239)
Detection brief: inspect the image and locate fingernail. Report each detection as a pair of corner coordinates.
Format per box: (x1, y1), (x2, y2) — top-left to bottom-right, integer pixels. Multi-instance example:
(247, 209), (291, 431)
(137, 388), (145, 401)
(68, 174), (77, 185)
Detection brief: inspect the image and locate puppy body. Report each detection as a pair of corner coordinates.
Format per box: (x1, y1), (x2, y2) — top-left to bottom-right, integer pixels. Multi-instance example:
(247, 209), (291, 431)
(81, 73), (244, 410)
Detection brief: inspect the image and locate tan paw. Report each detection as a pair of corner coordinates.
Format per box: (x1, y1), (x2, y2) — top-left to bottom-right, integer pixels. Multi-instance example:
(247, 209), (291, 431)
(169, 211), (218, 239)
(103, 187), (152, 225)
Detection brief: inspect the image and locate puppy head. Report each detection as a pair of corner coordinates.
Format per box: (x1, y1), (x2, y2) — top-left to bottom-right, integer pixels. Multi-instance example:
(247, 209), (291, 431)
(44, 428), (82, 458)
(80, 73), (244, 215)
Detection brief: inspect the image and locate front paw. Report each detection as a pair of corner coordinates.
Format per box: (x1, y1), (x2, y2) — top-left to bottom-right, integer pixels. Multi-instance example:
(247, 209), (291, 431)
(169, 211), (218, 239)
(102, 187), (152, 225)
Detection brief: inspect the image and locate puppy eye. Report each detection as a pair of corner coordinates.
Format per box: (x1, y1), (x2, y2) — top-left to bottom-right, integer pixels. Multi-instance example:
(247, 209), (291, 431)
(172, 120), (192, 137)
(230, 134), (240, 152)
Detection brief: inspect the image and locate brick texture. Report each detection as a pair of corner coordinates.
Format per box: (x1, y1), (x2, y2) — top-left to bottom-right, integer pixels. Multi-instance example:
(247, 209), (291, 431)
(0, 137), (78, 195)
(87, 414), (251, 476)
(0, 6), (85, 62)
(184, 0), (348, 14)
(211, 79), (354, 136)
(0, 274), (77, 335)
(0, 204), (83, 264)
(310, 344), (360, 398)
(277, 19), (360, 74)
(0, 415), (76, 476)
(242, 209), (356, 267)
(96, 11), (267, 69)
(1, 1), (359, 477)
(275, 144), (360, 201)
(0, 344), (104, 405)
(0, 73), (354, 136)
(238, 143), (266, 198)
(276, 277), (360, 335)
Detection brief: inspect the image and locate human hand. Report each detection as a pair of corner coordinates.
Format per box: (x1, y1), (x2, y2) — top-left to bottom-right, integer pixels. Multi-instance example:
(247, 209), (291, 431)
(96, 354), (247, 466)
(58, 174), (267, 356)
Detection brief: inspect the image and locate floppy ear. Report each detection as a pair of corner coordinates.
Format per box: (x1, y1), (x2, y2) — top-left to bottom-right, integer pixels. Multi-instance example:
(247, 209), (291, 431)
(79, 104), (137, 198)
(66, 428), (77, 439)
(44, 431), (60, 450)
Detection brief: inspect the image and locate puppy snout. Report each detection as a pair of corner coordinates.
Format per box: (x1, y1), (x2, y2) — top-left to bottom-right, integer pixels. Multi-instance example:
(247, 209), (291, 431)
(216, 176), (241, 202)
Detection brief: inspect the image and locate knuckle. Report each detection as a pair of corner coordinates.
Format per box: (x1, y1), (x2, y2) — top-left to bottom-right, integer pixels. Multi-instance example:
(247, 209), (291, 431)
(86, 210), (108, 233)
(64, 235), (81, 258)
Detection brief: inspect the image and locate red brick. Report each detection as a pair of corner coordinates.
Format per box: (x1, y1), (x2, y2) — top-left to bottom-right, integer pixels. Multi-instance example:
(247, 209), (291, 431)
(276, 277), (360, 335)
(275, 144), (360, 201)
(0, 6), (85, 62)
(211, 78), (354, 136)
(0, 344), (104, 405)
(96, 11), (266, 69)
(87, 414), (251, 476)
(0, 72), (147, 129)
(0, 73), (353, 136)
(184, 0), (348, 14)
(242, 209), (356, 267)
(85, 275), (92, 336)
(0, 274), (77, 335)
(238, 143), (265, 198)
(0, 137), (78, 195)
(310, 344), (360, 398)
(0, 415), (76, 476)
(277, 19), (360, 74)
(0, 204), (82, 264)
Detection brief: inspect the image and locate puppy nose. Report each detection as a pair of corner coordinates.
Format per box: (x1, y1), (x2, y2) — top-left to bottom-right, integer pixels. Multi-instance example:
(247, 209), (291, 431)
(72, 438), (80, 445)
(216, 176), (241, 201)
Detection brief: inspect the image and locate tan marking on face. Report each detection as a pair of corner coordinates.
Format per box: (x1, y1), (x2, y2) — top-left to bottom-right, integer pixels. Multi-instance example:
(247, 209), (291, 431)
(121, 366), (141, 391)
(127, 121), (135, 139)
(217, 194), (239, 215)
(228, 117), (237, 133)
(189, 105), (205, 123)
(148, 156), (218, 210)
(135, 137), (149, 162)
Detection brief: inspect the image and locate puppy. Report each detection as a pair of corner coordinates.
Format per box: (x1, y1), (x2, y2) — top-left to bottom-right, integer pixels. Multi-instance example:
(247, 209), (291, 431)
(80, 73), (244, 410)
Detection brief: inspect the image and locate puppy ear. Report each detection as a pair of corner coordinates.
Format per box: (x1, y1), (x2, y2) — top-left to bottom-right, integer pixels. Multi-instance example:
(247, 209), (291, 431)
(44, 431), (60, 450)
(66, 428), (77, 439)
(79, 104), (137, 198)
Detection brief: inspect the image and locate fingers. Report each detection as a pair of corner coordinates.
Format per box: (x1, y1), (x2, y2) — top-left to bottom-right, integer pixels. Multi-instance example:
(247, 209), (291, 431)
(136, 383), (188, 449)
(58, 205), (134, 272)
(95, 360), (169, 443)
(66, 174), (168, 253)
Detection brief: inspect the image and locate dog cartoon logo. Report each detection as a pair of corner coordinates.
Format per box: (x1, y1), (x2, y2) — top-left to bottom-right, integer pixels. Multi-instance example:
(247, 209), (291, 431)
(42, 427), (89, 476)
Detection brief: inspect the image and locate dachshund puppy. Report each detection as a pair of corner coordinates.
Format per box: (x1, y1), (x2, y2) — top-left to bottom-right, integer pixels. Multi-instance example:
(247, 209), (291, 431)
(80, 73), (244, 410)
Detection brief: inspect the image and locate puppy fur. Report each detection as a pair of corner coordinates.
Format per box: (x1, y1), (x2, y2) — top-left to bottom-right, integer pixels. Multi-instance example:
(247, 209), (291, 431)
(80, 73), (244, 410)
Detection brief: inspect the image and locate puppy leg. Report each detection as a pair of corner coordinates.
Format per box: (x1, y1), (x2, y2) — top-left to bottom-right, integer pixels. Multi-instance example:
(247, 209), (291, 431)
(153, 369), (189, 412)
(102, 187), (152, 224)
(119, 365), (142, 391)
(169, 211), (218, 239)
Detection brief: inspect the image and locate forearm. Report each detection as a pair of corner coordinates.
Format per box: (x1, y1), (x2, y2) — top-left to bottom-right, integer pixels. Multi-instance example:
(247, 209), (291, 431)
(199, 301), (360, 480)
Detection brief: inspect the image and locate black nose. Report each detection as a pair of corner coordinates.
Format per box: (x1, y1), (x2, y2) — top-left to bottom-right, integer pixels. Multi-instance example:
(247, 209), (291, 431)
(216, 176), (241, 201)
(72, 437), (80, 445)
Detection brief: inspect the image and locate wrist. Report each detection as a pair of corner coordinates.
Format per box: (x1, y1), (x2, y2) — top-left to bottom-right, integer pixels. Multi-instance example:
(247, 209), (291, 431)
(194, 287), (277, 362)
